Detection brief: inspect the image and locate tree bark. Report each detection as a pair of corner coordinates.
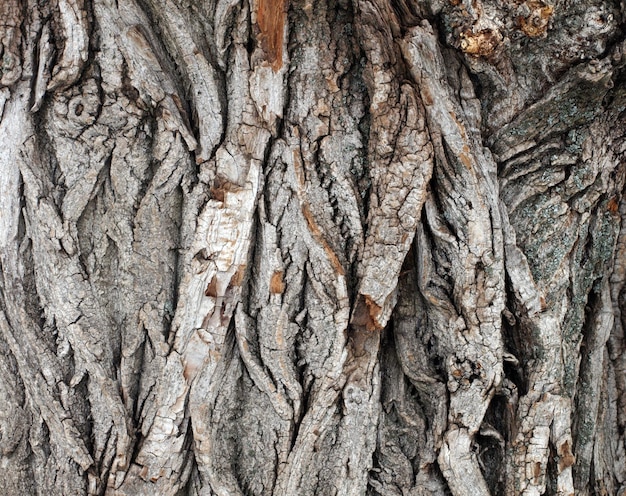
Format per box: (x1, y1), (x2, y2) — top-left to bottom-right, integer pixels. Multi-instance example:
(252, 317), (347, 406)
(1, 0), (625, 495)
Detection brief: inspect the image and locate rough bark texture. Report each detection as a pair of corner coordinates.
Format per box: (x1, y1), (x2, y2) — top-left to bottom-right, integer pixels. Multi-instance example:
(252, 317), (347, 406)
(1, 0), (625, 495)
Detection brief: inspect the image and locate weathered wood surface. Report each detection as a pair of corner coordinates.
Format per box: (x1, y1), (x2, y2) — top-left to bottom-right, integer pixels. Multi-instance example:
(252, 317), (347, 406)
(0, 0), (625, 495)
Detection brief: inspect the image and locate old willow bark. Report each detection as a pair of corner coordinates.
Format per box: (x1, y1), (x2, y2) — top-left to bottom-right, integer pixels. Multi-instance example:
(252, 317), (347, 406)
(1, 0), (625, 495)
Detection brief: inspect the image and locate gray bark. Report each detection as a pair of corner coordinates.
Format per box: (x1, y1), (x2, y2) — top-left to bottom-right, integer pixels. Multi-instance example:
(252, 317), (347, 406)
(0, 0), (625, 495)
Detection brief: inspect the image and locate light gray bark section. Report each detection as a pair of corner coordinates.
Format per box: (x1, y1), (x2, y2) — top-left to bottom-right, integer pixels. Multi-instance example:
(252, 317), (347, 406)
(1, 0), (625, 495)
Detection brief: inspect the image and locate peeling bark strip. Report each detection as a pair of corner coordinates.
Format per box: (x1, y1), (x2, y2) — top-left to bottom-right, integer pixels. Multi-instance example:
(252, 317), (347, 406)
(1, 0), (626, 495)
(256, 0), (287, 71)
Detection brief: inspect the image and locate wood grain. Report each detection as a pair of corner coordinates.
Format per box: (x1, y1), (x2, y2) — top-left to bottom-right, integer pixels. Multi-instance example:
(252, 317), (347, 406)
(257, 0), (287, 71)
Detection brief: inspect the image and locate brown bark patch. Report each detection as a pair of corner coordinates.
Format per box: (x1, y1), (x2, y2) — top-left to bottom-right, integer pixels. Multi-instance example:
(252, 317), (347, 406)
(301, 204), (345, 276)
(230, 265), (247, 286)
(459, 151), (472, 169)
(421, 86), (434, 106)
(351, 294), (383, 332)
(519, 2), (553, 38)
(257, 0), (287, 71)
(139, 465), (148, 480)
(126, 25), (152, 53)
(270, 270), (285, 294)
(558, 440), (575, 472)
(210, 177), (243, 203)
(459, 29), (501, 58)
(183, 360), (195, 381)
(205, 275), (218, 297)
(348, 324), (382, 358)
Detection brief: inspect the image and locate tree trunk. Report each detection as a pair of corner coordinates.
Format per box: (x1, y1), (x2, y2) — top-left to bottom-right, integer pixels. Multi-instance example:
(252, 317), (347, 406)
(1, 0), (625, 494)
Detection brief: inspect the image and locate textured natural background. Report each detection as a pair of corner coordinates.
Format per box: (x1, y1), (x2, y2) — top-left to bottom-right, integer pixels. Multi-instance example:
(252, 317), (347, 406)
(0, 0), (625, 495)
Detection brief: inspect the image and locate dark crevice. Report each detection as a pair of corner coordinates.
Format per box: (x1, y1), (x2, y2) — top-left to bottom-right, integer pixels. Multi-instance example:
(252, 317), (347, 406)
(502, 272), (530, 395)
(479, 398), (507, 493)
